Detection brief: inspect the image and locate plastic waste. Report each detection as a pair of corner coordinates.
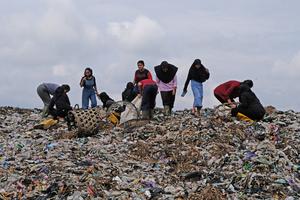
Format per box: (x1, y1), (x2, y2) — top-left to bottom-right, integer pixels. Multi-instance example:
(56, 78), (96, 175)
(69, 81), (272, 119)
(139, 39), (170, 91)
(0, 106), (299, 199)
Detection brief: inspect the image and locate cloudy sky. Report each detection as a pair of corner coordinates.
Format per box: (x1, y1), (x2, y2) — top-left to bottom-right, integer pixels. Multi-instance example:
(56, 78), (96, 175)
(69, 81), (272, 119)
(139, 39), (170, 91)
(0, 0), (299, 111)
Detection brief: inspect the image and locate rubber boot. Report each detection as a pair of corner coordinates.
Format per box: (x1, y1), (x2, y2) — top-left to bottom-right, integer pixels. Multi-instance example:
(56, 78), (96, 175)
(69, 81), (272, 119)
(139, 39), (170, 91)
(142, 110), (150, 120)
(150, 109), (154, 119)
(164, 106), (171, 116)
(41, 105), (49, 118)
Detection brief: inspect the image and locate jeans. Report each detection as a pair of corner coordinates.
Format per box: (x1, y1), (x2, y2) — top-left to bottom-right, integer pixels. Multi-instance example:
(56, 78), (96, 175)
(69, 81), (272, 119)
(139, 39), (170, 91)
(82, 88), (97, 109)
(191, 80), (203, 108)
(37, 84), (51, 116)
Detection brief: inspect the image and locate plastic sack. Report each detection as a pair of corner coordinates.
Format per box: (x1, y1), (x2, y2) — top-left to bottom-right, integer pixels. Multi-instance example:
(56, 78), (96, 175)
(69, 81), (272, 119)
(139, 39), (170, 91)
(119, 99), (141, 124)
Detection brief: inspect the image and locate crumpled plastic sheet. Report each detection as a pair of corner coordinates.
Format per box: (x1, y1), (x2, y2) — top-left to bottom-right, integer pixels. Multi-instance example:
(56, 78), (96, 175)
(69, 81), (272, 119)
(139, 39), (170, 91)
(0, 106), (299, 199)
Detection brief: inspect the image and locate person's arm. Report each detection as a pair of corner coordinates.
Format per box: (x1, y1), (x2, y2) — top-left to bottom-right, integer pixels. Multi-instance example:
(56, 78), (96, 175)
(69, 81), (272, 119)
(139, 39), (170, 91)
(156, 76), (161, 92)
(133, 71), (137, 85)
(138, 82), (143, 97)
(223, 83), (239, 103)
(80, 77), (85, 87)
(172, 75), (177, 95)
(147, 71), (153, 80)
(93, 77), (99, 95)
(183, 69), (191, 92)
(64, 95), (72, 110)
(156, 76), (160, 84)
(122, 90), (126, 101)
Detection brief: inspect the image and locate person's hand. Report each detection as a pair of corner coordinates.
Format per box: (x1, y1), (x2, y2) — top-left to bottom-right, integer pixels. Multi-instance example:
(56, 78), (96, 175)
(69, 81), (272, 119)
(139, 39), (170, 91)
(137, 94), (142, 98)
(172, 89), (176, 96)
(230, 103), (237, 108)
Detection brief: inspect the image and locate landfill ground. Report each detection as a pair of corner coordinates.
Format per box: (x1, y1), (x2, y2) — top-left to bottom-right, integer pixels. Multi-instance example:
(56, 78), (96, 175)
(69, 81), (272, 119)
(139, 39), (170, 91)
(0, 106), (299, 200)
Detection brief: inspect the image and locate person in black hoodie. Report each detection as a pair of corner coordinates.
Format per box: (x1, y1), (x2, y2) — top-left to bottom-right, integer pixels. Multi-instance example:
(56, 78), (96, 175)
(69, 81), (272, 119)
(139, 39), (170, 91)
(155, 61), (178, 115)
(183, 59), (210, 116)
(122, 82), (137, 102)
(98, 92), (115, 109)
(49, 85), (72, 119)
(231, 83), (265, 121)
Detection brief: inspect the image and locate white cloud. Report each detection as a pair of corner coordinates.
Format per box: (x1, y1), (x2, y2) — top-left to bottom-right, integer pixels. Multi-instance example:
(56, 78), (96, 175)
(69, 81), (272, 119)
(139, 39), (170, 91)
(273, 51), (300, 78)
(107, 16), (165, 50)
(52, 64), (68, 76)
(0, 1), (300, 111)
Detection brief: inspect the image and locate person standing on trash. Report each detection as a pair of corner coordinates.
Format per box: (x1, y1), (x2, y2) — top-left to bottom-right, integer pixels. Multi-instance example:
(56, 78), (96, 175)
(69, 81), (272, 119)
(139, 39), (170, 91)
(231, 83), (265, 121)
(37, 83), (64, 117)
(80, 68), (99, 109)
(122, 82), (137, 102)
(183, 59), (210, 116)
(214, 80), (253, 106)
(48, 85), (72, 119)
(133, 60), (152, 93)
(138, 77), (158, 119)
(155, 61), (178, 116)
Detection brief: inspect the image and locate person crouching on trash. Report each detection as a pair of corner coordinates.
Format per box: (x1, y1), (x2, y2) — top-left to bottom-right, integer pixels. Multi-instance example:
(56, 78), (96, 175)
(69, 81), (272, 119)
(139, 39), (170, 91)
(138, 78), (158, 119)
(214, 80), (253, 107)
(49, 85), (72, 120)
(98, 92), (115, 110)
(122, 82), (137, 102)
(231, 83), (265, 121)
(80, 67), (99, 109)
(155, 61), (178, 116)
(37, 83), (62, 118)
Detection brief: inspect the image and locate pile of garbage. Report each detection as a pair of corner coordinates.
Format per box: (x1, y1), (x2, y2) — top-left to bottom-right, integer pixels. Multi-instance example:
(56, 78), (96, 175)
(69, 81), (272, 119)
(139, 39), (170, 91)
(0, 106), (299, 199)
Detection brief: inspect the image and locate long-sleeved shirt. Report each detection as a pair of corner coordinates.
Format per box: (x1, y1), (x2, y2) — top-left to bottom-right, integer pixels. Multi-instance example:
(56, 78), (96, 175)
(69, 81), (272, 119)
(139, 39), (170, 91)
(139, 79), (156, 89)
(214, 80), (241, 101)
(43, 83), (60, 95)
(156, 75), (177, 92)
(49, 87), (72, 111)
(183, 66), (209, 91)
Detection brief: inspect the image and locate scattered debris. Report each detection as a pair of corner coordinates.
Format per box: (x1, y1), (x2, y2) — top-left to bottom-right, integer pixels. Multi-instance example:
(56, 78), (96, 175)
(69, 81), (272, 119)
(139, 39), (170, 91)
(0, 105), (299, 199)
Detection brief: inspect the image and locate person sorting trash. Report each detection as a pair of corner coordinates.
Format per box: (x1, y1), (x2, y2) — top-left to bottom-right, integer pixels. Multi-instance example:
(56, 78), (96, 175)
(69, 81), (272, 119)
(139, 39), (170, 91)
(122, 82), (137, 102)
(138, 78), (158, 119)
(155, 61), (178, 116)
(37, 83), (61, 117)
(48, 85), (72, 120)
(98, 92), (115, 109)
(231, 83), (265, 121)
(214, 80), (253, 106)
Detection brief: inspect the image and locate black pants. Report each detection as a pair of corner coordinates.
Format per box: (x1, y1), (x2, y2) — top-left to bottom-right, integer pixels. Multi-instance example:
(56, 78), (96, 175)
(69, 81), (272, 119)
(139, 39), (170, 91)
(231, 105), (265, 121)
(49, 108), (71, 119)
(160, 91), (175, 108)
(141, 85), (158, 111)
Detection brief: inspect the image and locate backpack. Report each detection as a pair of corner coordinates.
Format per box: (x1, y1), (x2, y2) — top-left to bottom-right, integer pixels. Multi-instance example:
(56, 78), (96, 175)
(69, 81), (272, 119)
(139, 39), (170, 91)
(204, 68), (210, 81)
(199, 67), (210, 83)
